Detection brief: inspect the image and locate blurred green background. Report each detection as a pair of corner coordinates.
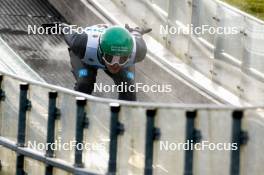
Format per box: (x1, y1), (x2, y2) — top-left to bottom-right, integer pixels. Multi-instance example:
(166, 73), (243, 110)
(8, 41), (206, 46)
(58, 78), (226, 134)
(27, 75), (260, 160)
(224, 0), (264, 20)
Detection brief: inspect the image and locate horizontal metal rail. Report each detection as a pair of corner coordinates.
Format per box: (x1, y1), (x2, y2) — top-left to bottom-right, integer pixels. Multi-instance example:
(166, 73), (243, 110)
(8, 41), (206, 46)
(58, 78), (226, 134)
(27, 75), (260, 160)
(0, 71), (263, 109)
(0, 137), (98, 175)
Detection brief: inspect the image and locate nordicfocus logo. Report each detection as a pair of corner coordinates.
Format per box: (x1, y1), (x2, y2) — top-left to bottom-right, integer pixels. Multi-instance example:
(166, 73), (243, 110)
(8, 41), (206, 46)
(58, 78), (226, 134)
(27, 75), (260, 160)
(27, 139), (107, 151)
(27, 24), (103, 35)
(160, 140), (238, 151)
(94, 82), (172, 93)
(160, 24), (240, 35)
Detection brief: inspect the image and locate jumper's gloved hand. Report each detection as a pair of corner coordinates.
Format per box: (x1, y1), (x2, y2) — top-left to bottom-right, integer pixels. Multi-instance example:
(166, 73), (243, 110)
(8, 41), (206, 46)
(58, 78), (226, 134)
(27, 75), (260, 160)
(125, 24), (152, 35)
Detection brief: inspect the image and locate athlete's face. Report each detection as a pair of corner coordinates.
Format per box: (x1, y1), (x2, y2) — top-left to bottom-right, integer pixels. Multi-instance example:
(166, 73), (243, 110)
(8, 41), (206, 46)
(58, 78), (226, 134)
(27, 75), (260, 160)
(106, 63), (122, 74)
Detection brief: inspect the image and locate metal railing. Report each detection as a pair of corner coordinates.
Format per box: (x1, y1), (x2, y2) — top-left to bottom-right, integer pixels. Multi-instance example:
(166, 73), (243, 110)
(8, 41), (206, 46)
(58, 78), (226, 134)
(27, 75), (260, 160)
(111, 0), (264, 105)
(0, 71), (264, 175)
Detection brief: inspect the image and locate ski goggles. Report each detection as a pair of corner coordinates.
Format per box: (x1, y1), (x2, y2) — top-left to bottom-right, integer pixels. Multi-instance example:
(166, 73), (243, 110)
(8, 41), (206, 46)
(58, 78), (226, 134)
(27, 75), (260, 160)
(102, 54), (130, 66)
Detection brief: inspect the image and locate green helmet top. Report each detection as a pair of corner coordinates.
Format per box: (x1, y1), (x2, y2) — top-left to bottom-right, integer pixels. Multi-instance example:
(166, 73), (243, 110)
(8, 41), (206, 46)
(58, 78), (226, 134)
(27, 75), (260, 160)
(100, 26), (134, 57)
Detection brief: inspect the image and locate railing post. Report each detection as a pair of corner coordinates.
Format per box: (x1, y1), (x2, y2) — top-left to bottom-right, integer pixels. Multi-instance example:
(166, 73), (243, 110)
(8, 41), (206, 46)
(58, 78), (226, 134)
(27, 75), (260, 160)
(17, 83), (31, 147)
(74, 97), (89, 168)
(191, 0), (200, 30)
(45, 91), (60, 175)
(16, 83), (31, 175)
(45, 165), (53, 175)
(184, 110), (202, 175)
(16, 154), (25, 175)
(0, 75), (5, 101)
(0, 75), (5, 160)
(213, 5), (225, 61)
(46, 91), (60, 157)
(230, 110), (248, 175)
(108, 103), (124, 175)
(144, 109), (160, 175)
